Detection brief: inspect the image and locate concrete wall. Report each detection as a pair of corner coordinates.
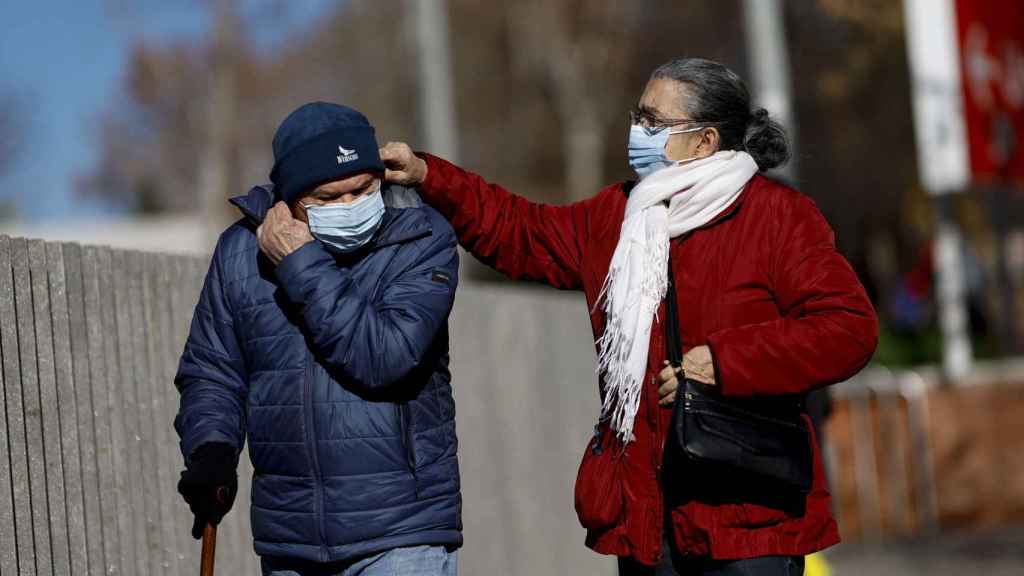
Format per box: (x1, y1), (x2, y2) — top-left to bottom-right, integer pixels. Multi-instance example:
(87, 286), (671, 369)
(0, 236), (615, 575)
(449, 283), (614, 575)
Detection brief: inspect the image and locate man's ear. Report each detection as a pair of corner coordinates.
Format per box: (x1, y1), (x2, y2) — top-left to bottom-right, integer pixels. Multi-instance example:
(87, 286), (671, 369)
(289, 200), (308, 223)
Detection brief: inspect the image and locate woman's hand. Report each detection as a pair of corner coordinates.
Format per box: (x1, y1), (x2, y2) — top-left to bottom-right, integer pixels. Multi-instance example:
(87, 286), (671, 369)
(658, 345), (717, 407)
(683, 345), (716, 385)
(380, 141), (428, 187)
(658, 361), (683, 407)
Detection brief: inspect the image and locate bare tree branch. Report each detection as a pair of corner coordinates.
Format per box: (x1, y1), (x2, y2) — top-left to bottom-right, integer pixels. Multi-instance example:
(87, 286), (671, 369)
(503, 0), (645, 199)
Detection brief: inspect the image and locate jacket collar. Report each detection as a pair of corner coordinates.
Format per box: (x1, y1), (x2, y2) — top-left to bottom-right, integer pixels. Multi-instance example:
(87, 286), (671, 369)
(230, 184), (276, 226)
(229, 184), (432, 250)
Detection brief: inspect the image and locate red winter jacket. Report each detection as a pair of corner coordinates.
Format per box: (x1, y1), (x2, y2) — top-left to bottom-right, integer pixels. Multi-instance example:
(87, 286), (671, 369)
(416, 154), (878, 565)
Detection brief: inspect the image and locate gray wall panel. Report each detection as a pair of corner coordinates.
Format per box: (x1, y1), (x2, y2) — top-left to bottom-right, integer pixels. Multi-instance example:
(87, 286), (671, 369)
(129, 251), (165, 576)
(110, 249), (147, 576)
(12, 238), (51, 576)
(0, 236), (26, 575)
(146, 253), (180, 576)
(97, 247), (135, 576)
(62, 243), (105, 576)
(29, 239), (71, 575)
(45, 242), (89, 576)
(168, 256), (200, 576)
(82, 246), (120, 574)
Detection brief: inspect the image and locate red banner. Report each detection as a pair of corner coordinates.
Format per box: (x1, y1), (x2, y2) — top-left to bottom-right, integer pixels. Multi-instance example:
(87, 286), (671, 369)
(956, 0), (1024, 187)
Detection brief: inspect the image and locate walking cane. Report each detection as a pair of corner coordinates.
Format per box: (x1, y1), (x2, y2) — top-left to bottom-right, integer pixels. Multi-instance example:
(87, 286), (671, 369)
(200, 486), (229, 576)
(200, 522), (218, 576)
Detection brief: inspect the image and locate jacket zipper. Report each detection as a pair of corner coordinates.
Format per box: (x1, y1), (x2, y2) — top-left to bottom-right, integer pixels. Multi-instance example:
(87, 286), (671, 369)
(304, 350), (328, 562)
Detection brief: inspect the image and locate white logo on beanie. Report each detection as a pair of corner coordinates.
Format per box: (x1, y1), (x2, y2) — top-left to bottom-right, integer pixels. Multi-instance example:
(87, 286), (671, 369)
(337, 145), (359, 164)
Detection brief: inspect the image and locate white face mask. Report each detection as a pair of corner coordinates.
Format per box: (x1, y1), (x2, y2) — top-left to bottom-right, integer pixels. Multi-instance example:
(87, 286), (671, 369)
(303, 187), (386, 253)
(627, 123), (704, 179)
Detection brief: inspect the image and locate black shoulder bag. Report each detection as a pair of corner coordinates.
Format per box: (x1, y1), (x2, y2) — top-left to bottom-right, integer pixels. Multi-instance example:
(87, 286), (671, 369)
(664, 251), (814, 494)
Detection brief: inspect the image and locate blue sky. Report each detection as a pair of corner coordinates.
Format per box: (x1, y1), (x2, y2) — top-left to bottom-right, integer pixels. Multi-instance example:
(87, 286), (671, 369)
(0, 0), (336, 222)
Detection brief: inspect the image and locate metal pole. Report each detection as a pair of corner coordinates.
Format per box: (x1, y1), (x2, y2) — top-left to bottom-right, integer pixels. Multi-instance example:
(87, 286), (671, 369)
(742, 0), (798, 182)
(409, 0), (463, 350)
(410, 0), (460, 162)
(903, 0), (975, 381)
(934, 195), (973, 380)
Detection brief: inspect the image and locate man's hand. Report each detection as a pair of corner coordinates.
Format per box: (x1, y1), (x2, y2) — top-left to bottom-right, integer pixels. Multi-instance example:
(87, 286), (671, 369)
(657, 345), (717, 407)
(177, 442), (238, 539)
(257, 201), (314, 265)
(380, 141), (428, 187)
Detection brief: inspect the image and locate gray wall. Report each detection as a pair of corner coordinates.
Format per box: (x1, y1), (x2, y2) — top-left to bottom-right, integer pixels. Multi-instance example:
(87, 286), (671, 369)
(449, 283), (614, 575)
(0, 237), (614, 575)
(0, 236), (253, 576)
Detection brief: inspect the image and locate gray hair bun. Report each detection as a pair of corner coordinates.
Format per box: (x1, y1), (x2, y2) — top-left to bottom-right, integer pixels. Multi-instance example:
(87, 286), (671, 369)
(743, 108), (790, 171)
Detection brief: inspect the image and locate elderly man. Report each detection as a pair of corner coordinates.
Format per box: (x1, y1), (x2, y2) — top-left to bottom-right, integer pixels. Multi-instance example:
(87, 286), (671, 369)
(174, 102), (461, 576)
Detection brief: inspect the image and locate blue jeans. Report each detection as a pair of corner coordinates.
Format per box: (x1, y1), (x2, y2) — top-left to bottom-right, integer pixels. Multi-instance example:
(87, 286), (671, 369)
(261, 545), (458, 576)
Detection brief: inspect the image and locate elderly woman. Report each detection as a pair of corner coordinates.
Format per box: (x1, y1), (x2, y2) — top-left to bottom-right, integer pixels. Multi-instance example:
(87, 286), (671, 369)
(382, 58), (877, 576)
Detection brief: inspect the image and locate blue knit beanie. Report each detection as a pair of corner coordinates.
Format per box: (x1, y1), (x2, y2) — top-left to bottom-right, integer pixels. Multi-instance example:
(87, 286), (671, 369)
(269, 102), (385, 204)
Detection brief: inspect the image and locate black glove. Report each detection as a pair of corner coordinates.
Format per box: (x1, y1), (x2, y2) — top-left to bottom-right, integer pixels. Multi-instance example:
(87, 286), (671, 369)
(177, 442), (239, 539)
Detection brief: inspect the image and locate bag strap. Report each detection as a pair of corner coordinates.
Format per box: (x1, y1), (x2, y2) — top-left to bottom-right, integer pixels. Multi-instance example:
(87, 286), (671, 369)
(664, 247), (683, 367)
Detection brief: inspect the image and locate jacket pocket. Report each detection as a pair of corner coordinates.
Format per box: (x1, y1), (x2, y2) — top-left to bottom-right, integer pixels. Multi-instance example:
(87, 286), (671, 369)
(574, 425), (625, 531)
(716, 502), (790, 529)
(397, 403), (422, 500)
(397, 404), (417, 472)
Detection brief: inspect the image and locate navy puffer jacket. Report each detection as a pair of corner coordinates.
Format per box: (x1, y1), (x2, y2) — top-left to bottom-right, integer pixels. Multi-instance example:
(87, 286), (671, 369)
(174, 184), (462, 563)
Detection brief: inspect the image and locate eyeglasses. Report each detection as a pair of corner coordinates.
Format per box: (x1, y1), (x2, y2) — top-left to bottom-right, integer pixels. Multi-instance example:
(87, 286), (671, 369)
(629, 108), (705, 135)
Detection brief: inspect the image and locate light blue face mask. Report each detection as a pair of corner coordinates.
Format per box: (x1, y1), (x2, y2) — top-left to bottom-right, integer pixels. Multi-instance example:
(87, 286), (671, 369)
(627, 123), (704, 179)
(304, 187), (386, 253)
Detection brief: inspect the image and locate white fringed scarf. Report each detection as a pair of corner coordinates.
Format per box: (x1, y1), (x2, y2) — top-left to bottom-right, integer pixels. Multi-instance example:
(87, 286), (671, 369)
(596, 151), (759, 443)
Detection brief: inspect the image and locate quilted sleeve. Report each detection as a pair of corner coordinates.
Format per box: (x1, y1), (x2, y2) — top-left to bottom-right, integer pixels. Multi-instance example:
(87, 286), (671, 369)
(708, 195), (878, 397)
(173, 237), (248, 462)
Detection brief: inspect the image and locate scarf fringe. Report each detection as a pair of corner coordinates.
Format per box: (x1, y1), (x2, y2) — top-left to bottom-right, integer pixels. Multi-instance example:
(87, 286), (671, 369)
(595, 223), (669, 444)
